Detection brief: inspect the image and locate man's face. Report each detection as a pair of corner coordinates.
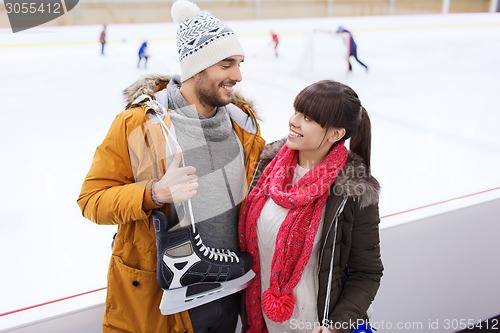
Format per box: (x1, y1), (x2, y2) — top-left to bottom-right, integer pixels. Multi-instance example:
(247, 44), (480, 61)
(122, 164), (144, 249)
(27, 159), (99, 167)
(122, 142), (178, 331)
(193, 56), (244, 109)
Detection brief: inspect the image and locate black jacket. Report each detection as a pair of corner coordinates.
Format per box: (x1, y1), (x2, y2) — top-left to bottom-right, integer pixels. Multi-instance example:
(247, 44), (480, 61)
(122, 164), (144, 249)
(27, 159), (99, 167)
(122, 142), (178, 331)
(252, 139), (383, 333)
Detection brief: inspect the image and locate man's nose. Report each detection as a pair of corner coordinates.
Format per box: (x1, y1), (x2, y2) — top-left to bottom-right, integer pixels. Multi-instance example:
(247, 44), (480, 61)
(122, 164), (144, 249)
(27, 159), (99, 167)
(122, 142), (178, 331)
(229, 66), (242, 82)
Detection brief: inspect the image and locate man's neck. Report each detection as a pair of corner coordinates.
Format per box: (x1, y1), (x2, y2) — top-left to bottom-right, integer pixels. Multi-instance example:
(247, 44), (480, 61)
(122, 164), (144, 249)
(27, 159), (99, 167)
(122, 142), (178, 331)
(196, 104), (218, 119)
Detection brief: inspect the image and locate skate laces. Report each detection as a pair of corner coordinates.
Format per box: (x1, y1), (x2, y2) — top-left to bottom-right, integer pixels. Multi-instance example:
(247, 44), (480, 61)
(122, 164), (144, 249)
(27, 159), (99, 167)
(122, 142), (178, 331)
(193, 233), (240, 263)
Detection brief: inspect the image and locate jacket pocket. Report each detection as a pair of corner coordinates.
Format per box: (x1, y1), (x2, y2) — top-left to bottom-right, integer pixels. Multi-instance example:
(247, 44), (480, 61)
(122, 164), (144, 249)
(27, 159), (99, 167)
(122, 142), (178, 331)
(104, 255), (174, 333)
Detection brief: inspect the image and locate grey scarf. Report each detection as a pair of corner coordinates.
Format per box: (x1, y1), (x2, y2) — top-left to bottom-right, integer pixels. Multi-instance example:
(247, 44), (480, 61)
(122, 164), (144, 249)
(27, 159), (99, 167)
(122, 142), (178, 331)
(164, 76), (244, 251)
(167, 76), (232, 142)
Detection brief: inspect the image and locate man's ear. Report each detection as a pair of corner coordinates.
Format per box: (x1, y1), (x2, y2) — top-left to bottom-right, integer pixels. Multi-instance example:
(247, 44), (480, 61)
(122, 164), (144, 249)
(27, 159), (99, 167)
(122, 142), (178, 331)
(328, 128), (346, 143)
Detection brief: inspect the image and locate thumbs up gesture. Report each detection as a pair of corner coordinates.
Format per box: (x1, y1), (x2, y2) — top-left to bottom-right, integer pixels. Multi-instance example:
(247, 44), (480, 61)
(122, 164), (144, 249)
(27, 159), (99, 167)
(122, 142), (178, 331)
(152, 146), (198, 204)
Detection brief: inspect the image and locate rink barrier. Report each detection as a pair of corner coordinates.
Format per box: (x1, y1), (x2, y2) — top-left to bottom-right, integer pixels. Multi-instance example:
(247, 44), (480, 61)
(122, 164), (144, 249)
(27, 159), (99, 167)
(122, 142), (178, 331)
(0, 0), (493, 28)
(1, 186), (499, 332)
(1, 19), (500, 49)
(372, 186), (500, 332)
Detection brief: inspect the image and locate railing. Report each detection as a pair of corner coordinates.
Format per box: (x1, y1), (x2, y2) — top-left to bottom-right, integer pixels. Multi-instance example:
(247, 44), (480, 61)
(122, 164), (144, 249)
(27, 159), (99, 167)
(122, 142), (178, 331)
(372, 187), (500, 332)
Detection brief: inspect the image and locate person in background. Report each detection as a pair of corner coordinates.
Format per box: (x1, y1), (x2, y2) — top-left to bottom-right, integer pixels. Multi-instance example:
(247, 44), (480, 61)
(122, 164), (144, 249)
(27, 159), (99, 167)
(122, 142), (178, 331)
(138, 40), (149, 68)
(77, 0), (264, 332)
(99, 25), (107, 55)
(336, 26), (368, 72)
(239, 80), (383, 333)
(270, 31), (280, 57)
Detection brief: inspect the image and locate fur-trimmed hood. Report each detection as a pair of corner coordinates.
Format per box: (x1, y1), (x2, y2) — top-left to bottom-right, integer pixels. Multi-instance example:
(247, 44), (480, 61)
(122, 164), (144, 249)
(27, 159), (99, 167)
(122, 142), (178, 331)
(123, 74), (172, 109)
(123, 74), (256, 112)
(258, 138), (380, 208)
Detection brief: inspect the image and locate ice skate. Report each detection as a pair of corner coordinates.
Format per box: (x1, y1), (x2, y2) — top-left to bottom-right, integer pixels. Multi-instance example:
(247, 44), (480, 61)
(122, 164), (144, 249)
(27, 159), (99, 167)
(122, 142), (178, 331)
(152, 210), (255, 315)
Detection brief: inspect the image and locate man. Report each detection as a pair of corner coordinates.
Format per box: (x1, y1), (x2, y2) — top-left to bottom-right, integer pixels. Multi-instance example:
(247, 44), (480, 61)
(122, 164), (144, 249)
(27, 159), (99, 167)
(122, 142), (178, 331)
(137, 40), (149, 68)
(99, 24), (106, 55)
(336, 26), (369, 72)
(270, 31), (279, 57)
(77, 0), (265, 332)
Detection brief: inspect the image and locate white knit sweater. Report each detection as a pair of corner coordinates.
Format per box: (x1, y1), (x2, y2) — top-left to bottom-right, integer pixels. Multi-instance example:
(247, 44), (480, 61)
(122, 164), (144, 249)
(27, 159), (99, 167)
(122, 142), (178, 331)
(257, 164), (325, 333)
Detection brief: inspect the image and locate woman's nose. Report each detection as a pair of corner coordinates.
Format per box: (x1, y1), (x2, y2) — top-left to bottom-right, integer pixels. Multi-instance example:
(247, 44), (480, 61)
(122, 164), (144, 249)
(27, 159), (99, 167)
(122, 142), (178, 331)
(289, 113), (300, 127)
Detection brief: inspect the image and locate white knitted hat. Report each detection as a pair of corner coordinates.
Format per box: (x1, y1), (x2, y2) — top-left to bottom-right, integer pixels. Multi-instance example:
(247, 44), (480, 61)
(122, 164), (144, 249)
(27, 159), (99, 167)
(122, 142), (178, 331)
(171, 0), (245, 82)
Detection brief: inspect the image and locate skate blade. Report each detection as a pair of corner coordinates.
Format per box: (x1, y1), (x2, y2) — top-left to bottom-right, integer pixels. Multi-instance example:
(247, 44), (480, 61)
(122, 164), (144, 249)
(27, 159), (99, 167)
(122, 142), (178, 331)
(159, 269), (256, 315)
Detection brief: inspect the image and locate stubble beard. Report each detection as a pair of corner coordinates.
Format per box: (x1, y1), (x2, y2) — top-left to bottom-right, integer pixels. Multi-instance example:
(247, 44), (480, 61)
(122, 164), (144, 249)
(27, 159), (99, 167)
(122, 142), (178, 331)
(195, 74), (231, 110)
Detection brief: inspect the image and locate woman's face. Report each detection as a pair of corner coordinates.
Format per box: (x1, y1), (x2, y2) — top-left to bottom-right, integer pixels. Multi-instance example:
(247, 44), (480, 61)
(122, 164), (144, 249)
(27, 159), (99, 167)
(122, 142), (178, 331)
(286, 111), (331, 152)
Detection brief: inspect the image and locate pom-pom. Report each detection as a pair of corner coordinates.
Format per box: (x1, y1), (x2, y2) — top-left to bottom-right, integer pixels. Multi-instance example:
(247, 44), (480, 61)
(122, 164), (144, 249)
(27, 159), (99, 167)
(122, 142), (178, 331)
(262, 289), (295, 323)
(171, 0), (201, 24)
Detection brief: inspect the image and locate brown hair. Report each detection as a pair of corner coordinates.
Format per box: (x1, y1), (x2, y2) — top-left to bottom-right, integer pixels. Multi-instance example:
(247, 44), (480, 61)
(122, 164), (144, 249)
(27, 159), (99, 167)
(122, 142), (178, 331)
(293, 80), (372, 169)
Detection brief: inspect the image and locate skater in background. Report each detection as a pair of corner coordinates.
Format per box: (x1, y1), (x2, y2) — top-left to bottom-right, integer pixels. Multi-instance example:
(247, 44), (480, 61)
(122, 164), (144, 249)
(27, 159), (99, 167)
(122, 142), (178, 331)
(336, 26), (369, 72)
(77, 0), (264, 332)
(239, 80), (383, 332)
(137, 40), (149, 68)
(270, 31), (280, 57)
(99, 25), (107, 55)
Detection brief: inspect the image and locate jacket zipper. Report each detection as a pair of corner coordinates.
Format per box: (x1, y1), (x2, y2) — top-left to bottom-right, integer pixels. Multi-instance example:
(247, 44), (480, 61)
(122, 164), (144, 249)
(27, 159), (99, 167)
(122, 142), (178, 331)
(317, 196), (348, 321)
(318, 196), (347, 268)
(179, 312), (187, 332)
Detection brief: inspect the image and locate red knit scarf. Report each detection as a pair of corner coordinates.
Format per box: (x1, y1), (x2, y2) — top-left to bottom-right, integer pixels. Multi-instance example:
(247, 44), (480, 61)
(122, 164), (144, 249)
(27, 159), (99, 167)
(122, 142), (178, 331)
(239, 142), (348, 333)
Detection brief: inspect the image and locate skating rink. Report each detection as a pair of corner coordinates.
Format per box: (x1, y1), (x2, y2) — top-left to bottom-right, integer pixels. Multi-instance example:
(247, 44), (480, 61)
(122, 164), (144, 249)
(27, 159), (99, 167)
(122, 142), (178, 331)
(1, 12), (500, 324)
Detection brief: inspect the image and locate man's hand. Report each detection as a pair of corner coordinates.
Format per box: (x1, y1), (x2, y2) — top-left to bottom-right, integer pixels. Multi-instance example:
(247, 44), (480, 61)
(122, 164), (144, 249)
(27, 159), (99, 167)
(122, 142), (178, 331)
(153, 147), (198, 204)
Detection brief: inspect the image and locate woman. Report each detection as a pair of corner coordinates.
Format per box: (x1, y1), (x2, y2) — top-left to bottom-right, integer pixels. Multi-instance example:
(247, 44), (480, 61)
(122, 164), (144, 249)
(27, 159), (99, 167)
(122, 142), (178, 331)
(239, 80), (383, 333)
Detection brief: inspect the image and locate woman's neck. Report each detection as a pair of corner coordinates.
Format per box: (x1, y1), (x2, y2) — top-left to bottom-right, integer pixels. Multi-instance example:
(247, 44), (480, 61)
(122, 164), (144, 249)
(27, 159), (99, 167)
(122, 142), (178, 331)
(297, 149), (328, 169)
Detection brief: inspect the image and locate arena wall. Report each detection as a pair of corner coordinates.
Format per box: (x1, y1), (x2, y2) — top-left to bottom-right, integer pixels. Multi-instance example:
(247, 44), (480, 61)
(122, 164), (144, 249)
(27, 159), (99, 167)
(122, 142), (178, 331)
(0, 0), (493, 29)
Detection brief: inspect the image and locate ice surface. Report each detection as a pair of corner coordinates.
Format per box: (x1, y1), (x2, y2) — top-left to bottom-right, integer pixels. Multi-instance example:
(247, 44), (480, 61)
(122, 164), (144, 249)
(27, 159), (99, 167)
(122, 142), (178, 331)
(1, 13), (499, 314)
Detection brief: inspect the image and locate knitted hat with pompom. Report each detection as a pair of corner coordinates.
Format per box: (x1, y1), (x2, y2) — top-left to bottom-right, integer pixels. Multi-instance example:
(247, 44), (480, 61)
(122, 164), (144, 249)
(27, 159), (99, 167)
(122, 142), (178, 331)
(171, 0), (244, 82)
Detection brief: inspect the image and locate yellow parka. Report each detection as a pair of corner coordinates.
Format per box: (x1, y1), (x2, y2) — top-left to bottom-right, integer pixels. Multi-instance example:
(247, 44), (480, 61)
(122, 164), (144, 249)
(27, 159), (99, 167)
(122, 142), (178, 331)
(77, 75), (265, 333)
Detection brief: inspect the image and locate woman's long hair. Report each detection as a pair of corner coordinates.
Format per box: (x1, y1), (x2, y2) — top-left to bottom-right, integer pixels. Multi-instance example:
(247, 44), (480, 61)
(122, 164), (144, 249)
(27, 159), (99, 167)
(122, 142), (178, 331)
(293, 80), (372, 170)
